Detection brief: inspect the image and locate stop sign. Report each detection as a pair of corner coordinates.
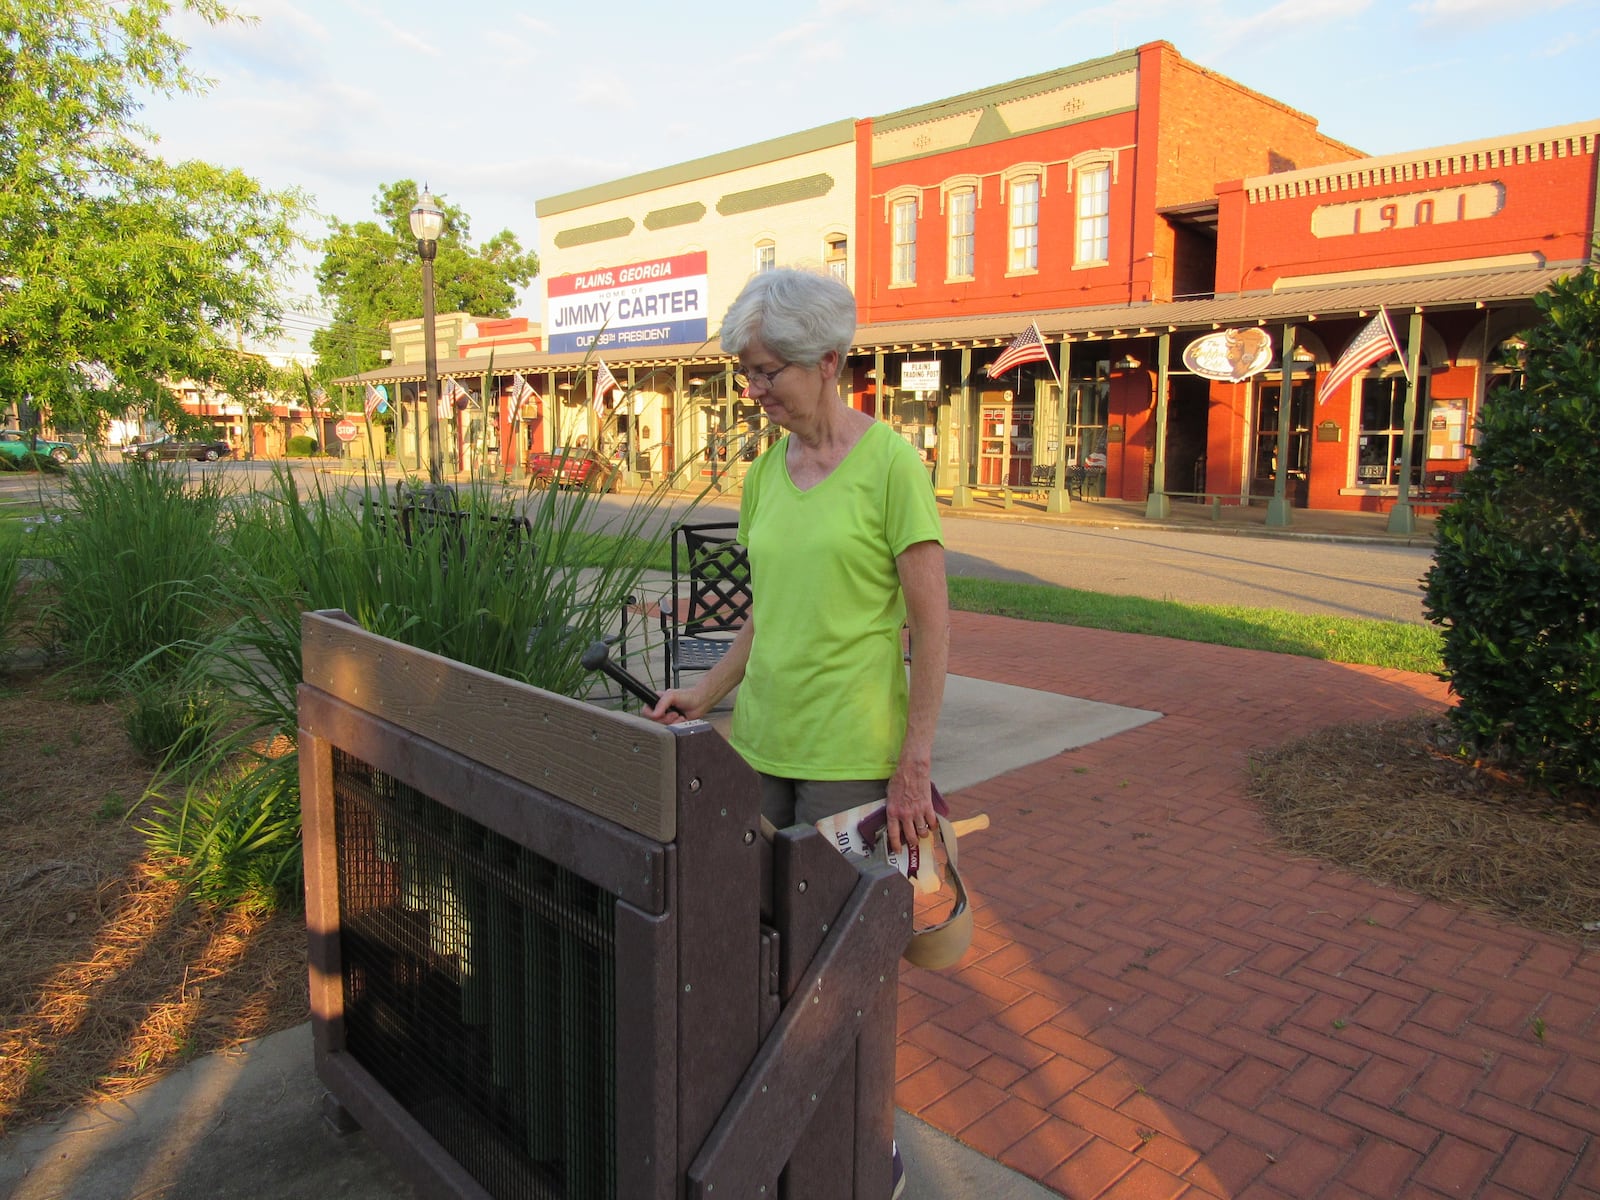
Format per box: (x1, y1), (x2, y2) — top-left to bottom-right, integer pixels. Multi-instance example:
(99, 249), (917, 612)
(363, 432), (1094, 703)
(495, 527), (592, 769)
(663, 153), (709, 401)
(335, 419), (358, 442)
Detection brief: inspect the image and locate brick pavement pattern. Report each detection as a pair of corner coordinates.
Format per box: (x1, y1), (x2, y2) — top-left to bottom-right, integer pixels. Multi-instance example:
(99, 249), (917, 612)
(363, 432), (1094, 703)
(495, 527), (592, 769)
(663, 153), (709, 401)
(900, 612), (1600, 1199)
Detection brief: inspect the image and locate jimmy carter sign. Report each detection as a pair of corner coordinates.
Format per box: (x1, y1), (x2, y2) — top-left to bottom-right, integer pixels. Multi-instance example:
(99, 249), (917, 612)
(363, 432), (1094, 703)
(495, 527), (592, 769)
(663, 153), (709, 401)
(547, 252), (709, 354)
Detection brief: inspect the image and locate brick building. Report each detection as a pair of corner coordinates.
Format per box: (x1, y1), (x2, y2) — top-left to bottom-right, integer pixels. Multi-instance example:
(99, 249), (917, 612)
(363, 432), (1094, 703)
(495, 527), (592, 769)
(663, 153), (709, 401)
(336, 42), (1597, 518)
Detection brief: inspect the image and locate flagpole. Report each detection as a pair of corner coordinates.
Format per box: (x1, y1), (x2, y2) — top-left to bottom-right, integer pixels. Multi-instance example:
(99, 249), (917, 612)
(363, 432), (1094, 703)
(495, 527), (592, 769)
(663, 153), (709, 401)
(1045, 338), (1072, 514)
(1266, 323), (1297, 528)
(1386, 310), (1426, 534)
(1039, 323), (1062, 387)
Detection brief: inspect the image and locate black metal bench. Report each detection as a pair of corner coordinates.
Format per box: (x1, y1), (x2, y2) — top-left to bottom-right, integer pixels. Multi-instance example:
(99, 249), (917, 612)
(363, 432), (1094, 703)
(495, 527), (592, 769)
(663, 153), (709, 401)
(1410, 472), (1464, 514)
(366, 482), (534, 568)
(1028, 463), (1092, 499)
(659, 521), (751, 690)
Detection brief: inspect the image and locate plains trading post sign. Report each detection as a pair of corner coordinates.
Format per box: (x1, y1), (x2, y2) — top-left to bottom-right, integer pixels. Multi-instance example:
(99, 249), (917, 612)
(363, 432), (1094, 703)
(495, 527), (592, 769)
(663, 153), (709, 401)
(547, 251), (709, 355)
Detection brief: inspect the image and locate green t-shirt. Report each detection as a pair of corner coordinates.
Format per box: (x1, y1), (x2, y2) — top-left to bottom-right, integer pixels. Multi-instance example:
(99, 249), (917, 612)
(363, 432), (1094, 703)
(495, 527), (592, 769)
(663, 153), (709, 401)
(731, 421), (944, 780)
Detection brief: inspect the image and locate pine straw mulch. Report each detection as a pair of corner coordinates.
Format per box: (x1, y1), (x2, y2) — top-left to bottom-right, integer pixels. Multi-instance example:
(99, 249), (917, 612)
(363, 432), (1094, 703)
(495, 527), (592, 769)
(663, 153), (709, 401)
(0, 665), (309, 1136)
(1250, 713), (1600, 941)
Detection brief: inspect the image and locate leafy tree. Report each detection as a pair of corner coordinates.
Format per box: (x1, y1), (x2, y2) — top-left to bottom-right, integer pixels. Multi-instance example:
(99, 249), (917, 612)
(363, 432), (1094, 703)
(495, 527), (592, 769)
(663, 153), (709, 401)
(1422, 260), (1600, 790)
(311, 180), (539, 380)
(0, 0), (308, 435)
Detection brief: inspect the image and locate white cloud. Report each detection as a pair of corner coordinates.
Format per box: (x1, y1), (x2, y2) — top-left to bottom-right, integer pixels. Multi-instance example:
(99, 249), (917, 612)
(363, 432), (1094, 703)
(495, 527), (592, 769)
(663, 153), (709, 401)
(573, 78), (636, 115)
(515, 15), (558, 37)
(1203, 0), (1373, 57)
(1411, 0), (1574, 27)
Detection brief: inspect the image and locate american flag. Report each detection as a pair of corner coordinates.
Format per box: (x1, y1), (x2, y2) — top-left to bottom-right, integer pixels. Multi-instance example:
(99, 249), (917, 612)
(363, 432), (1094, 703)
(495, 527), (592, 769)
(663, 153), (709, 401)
(363, 382), (383, 418)
(509, 372), (537, 416)
(1317, 309), (1404, 406)
(987, 322), (1051, 377)
(593, 359), (620, 413)
(439, 377), (470, 419)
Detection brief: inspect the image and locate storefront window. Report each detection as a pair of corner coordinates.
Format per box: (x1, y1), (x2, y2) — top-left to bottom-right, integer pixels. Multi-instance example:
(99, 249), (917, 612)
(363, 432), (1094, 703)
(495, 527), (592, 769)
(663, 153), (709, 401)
(1356, 373), (1430, 487)
(1023, 367), (1108, 496)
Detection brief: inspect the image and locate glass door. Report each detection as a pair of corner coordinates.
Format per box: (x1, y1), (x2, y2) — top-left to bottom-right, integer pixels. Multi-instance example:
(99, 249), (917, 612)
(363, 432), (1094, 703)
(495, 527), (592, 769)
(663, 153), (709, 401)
(1252, 378), (1314, 505)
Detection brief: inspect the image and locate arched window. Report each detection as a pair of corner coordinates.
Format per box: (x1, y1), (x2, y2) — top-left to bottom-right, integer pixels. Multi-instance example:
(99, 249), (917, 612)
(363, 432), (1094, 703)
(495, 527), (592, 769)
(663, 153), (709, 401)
(754, 238), (775, 273)
(885, 186), (922, 287)
(946, 186), (976, 280)
(1066, 151), (1118, 268)
(823, 232), (848, 283)
(1000, 167), (1042, 274)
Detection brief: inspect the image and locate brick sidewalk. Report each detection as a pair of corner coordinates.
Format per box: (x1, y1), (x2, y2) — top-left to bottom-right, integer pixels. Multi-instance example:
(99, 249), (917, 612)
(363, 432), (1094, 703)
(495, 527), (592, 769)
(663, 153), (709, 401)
(902, 612), (1600, 1199)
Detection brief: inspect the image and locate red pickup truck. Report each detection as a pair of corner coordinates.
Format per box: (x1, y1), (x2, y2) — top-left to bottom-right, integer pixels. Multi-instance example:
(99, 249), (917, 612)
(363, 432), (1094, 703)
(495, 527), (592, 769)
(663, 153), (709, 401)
(525, 446), (619, 491)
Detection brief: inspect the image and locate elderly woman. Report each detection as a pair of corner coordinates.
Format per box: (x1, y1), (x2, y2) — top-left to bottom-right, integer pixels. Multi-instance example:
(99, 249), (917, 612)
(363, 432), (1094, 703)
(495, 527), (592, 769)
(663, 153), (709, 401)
(647, 268), (948, 856)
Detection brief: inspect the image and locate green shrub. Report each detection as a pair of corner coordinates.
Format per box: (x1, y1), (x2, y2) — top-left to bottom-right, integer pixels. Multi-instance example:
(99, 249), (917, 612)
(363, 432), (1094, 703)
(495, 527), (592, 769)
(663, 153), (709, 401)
(285, 435), (319, 457)
(1422, 262), (1600, 789)
(123, 670), (226, 764)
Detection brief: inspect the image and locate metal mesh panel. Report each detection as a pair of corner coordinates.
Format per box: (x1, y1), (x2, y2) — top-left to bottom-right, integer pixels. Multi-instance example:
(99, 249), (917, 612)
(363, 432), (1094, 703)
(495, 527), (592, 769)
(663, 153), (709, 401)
(331, 749), (617, 1200)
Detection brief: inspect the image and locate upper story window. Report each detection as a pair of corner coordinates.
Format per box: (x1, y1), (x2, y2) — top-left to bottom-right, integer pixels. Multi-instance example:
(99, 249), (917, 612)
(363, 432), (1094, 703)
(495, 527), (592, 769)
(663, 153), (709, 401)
(755, 239), (776, 273)
(1074, 163), (1111, 266)
(824, 233), (848, 283)
(947, 187), (976, 280)
(1008, 175), (1040, 273)
(891, 195), (918, 286)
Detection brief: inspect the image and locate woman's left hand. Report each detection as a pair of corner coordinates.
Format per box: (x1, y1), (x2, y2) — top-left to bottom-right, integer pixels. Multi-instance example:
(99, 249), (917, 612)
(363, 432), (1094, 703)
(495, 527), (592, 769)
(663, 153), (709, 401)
(884, 763), (935, 854)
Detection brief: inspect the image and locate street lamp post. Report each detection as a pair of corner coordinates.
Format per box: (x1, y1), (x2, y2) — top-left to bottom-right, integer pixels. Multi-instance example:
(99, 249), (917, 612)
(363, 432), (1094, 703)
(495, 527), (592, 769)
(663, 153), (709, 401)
(409, 188), (446, 486)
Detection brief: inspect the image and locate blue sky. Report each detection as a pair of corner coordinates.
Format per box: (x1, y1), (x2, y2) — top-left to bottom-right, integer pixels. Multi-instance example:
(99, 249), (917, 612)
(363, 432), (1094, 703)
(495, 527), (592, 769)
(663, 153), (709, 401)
(138, 0), (1600, 358)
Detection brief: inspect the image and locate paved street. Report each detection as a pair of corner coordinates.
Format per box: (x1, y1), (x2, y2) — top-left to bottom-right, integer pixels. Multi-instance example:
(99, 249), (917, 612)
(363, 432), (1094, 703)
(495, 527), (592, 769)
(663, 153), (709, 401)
(589, 489), (1437, 625)
(3, 457), (1441, 626)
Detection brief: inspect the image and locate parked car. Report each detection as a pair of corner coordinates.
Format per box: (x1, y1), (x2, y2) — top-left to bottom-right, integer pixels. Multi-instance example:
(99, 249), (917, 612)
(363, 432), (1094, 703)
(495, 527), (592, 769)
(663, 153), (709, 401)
(123, 435), (231, 462)
(526, 446), (619, 491)
(0, 429), (78, 463)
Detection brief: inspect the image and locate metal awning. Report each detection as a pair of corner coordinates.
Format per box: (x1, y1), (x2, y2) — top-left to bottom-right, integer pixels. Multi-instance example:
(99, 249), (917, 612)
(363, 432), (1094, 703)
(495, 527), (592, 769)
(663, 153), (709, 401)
(333, 263), (1576, 386)
(850, 263), (1576, 352)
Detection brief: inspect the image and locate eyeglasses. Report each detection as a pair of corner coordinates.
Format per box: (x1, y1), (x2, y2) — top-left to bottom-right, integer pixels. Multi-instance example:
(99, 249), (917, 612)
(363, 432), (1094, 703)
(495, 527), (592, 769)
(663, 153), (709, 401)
(733, 362), (795, 391)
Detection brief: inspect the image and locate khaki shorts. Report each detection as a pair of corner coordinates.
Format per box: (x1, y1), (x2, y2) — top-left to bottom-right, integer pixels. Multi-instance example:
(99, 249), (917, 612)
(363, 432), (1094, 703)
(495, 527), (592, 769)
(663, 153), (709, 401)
(758, 774), (890, 831)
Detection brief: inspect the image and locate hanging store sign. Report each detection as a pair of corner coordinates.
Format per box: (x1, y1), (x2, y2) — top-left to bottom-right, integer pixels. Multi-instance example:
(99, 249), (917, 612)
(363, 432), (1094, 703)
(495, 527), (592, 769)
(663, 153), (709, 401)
(547, 251), (709, 355)
(900, 360), (942, 392)
(1181, 328), (1274, 381)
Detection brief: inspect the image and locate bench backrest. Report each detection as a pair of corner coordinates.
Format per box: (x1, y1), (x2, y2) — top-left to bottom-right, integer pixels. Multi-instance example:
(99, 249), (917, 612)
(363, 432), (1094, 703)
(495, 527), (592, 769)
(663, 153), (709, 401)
(367, 495), (533, 565)
(675, 520), (751, 636)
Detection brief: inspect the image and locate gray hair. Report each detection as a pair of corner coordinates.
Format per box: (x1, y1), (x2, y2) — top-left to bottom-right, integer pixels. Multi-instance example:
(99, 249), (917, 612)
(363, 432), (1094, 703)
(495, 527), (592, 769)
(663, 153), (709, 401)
(719, 268), (856, 365)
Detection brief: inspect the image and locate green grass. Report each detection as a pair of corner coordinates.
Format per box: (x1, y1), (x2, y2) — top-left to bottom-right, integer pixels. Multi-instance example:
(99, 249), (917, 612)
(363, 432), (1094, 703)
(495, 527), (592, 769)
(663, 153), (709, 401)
(948, 576), (1444, 674)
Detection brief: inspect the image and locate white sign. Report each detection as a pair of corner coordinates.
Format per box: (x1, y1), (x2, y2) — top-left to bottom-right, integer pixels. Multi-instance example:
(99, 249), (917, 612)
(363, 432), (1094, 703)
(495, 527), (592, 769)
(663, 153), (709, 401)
(1182, 328), (1274, 382)
(546, 251), (709, 354)
(1311, 182), (1505, 239)
(901, 360), (942, 392)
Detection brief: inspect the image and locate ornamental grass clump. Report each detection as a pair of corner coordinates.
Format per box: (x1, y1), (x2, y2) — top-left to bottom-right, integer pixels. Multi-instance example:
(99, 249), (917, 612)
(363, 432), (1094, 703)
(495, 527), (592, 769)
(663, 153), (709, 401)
(40, 458), (235, 681)
(0, 540), (21, 658)
(138, 463), (679, 906)
(1423, 260), (1600, 791)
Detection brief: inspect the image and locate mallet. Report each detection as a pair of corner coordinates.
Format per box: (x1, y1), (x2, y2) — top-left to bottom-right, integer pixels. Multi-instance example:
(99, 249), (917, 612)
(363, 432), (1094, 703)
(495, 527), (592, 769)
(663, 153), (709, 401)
(581, 640), (673, 711)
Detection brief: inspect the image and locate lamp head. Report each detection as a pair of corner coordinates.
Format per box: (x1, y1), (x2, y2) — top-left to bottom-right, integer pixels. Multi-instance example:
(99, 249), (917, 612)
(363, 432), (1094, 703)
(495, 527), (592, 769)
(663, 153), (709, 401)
(409, 188), (446, 244)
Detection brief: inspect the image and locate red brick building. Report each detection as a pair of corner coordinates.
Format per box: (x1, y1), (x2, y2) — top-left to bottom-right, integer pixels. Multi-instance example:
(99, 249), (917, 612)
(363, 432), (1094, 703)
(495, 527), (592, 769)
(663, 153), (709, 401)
(336, 41), (1597, 518)
(849, 44), (1596, 521)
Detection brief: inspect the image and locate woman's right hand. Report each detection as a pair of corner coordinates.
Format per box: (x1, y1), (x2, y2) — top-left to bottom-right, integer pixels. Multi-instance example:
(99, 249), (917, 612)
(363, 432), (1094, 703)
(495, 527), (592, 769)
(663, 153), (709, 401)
(643, 687), (706, 725)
